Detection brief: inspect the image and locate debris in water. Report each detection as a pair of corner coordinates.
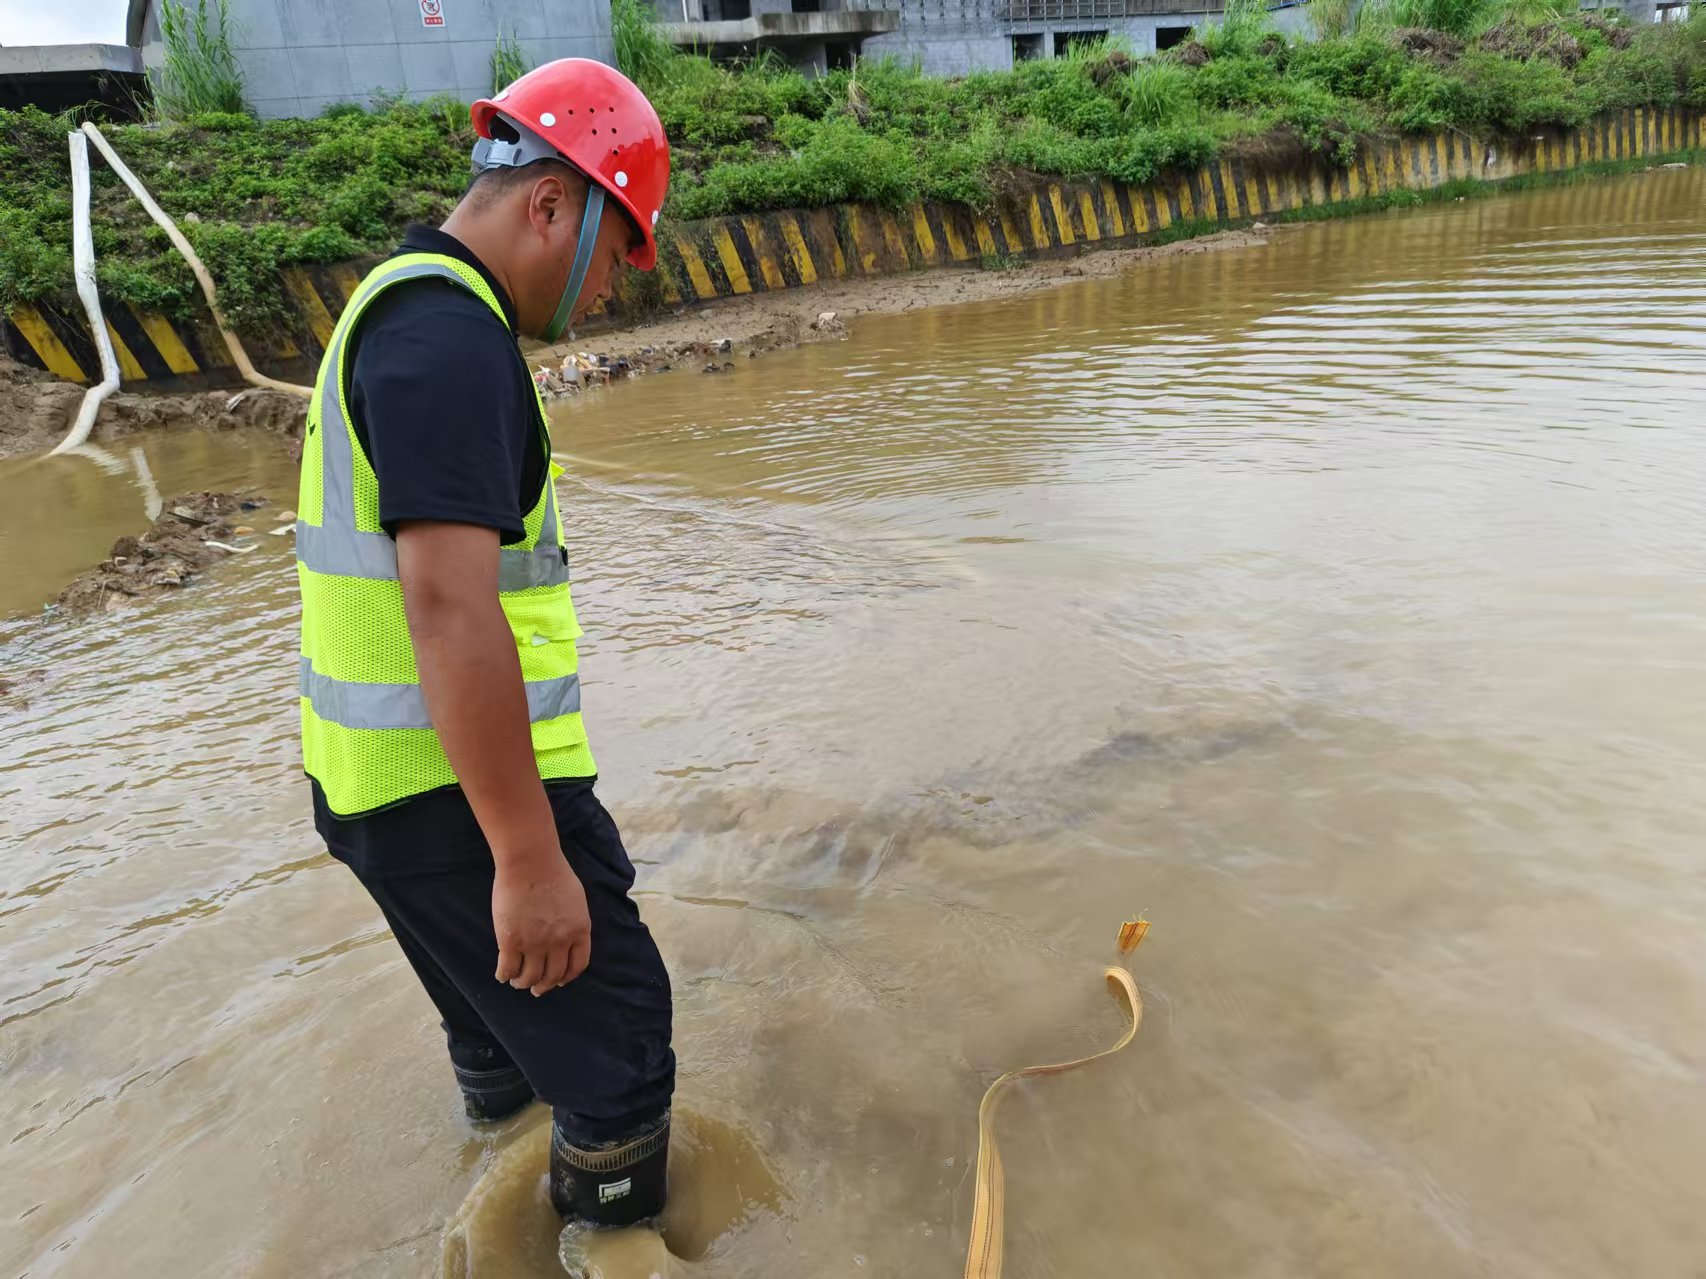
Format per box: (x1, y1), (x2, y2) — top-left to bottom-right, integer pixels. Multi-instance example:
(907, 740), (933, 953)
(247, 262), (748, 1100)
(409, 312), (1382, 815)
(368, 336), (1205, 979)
(1118, 917), (1150, 954)
(715, 337), (733, 353)
(54, 491), (263, 619)
(811, 311), (845, 334)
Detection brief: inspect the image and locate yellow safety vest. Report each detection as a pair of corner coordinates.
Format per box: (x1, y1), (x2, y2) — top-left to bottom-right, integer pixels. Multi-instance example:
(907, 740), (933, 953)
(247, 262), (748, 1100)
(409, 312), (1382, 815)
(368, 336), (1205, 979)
(296, 252), (595, 817)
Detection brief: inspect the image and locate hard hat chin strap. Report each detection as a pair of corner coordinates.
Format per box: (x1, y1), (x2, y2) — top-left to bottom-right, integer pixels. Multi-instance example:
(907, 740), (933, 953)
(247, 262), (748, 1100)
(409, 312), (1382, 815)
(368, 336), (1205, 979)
(544, 185), (605, 344)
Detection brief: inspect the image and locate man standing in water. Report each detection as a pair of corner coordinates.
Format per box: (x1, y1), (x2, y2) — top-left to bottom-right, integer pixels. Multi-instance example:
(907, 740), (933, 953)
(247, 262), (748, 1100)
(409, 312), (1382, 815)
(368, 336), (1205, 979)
(294, 60), (675, 1227)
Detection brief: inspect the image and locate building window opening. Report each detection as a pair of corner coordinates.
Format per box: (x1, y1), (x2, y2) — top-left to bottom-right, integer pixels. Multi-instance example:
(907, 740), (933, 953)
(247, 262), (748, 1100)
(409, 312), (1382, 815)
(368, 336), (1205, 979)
(1054, 29), (1108, 56)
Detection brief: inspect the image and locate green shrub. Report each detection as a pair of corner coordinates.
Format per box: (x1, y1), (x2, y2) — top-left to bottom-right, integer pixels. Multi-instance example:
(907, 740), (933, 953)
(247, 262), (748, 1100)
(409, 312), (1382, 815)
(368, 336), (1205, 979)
(0, 205), (72, 313)
(922, 121), (1002, 206)
(1272, 77), (1368, 163)
(323, 173), (394, 239)
(1385, 63), (1475, 130)
(1575, 44), (1674, 112)
(1014, 67), (1127, 136)
(1193, 55), (1284, 108)
(1103, 122), (1219, 184)
(669, 116), (920, 219)
(1286, 34), (1409, 99)
(187, 109), (255, 131)
(1455, 51), (1585, 129)
(773, 113), (817, 149)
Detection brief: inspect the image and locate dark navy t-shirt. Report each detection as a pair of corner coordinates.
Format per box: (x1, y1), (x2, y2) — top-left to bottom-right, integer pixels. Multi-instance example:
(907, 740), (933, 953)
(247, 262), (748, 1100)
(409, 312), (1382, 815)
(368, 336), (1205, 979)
(311, 224), (591, 872)
(348, 223), (544, 543)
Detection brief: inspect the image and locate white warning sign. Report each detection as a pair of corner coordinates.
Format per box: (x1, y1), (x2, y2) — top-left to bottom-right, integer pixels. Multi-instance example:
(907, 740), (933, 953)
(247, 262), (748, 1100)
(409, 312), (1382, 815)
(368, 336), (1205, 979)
(420, 0), (446, 27)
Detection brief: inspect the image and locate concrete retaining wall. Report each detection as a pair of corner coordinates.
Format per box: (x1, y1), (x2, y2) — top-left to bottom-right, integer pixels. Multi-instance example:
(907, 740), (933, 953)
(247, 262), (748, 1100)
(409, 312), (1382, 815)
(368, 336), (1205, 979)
(4, 107), (1701, 388)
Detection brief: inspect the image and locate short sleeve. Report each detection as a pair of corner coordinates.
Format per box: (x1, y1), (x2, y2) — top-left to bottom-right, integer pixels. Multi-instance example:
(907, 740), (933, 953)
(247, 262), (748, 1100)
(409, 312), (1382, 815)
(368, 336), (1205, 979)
(347, 281), (535, 544)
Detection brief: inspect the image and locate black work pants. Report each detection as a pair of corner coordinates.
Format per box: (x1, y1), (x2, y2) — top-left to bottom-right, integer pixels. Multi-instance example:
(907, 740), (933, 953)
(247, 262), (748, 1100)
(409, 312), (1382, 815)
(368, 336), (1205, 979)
(339, 786), (675, 1144)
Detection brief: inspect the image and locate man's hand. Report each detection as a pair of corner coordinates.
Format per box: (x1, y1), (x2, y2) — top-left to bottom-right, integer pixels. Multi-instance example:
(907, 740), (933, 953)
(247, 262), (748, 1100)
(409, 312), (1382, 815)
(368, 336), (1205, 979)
(493, 848), (592, 996)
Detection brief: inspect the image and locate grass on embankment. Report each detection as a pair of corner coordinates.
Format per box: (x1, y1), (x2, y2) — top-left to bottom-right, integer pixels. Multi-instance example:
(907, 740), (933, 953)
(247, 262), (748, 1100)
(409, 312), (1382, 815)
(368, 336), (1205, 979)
(0, 0), (1702, 338)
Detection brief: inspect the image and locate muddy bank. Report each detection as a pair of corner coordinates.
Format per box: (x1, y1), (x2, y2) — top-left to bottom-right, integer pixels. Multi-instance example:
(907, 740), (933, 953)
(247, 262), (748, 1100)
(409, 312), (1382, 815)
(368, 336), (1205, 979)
(537, 228), (1275, 395)
(0, 357), (307, 462)
(52, 490), (282, 619)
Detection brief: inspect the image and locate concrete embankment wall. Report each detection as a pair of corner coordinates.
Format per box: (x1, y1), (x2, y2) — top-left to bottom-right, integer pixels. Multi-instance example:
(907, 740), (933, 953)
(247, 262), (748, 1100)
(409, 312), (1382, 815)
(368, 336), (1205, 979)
(4, 106), (1701, 389)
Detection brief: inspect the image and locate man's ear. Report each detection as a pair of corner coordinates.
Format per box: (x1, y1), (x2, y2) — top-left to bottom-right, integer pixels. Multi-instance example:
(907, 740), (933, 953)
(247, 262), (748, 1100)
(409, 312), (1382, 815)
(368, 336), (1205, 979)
(528, 171), (570, 236)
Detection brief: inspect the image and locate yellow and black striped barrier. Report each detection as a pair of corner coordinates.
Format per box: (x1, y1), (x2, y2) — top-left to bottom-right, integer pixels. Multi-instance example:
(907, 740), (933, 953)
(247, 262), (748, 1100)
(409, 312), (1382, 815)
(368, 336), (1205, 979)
(5, 108), (1700, 388)
(0, 261), (375, 389)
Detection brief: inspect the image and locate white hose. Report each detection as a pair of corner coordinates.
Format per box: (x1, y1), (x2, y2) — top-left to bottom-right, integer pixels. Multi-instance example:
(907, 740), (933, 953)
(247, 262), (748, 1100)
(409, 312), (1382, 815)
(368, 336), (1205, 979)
(78, 122), (312, 399)
(51, 131), (123, 457)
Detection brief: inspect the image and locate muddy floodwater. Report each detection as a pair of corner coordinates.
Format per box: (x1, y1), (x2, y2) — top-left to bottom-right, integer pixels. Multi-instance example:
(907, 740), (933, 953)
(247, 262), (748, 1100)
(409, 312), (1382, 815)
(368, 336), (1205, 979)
(6, 167), (1706, 1278)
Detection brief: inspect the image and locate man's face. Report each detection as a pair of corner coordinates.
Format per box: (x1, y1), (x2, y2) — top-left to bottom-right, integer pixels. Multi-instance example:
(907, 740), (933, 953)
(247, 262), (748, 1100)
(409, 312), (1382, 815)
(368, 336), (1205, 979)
(563, 198), (641, 328)
(517, 173), (640, 340)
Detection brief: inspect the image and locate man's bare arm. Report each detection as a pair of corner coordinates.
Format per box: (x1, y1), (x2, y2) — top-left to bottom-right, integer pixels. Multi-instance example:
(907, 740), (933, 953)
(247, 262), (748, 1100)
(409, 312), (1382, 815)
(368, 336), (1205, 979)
(397, 520), (590, 996)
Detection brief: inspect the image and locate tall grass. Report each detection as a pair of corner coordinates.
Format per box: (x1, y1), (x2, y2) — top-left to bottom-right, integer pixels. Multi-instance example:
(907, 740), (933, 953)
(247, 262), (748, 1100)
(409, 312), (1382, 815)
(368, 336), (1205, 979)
(1358, 0), (1495, 37)
(1305, 0), (1357, 39)
(612, 0), (683, 93)
(490, 26), (531, 96)
(1128, 61), (1195, 125)
(151, 0), (246, 120)
(1194, 0), (1276, 57)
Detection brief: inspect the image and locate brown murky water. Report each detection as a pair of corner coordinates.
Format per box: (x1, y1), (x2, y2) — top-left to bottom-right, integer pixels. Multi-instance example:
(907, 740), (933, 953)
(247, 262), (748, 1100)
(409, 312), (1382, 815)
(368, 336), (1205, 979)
(0, 433), (286, 616)
(6, 167), (1706, 1279)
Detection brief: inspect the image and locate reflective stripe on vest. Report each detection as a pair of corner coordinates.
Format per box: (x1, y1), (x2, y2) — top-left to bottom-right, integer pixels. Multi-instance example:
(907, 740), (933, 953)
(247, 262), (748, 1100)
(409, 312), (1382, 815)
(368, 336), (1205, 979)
(299, 656), (581, 731)
(295, 517), (569, 591)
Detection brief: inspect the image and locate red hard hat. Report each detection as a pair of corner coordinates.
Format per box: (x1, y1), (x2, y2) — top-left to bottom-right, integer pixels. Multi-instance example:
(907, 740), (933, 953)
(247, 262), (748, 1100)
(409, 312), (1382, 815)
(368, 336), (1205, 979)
(472, 59), (669, 271)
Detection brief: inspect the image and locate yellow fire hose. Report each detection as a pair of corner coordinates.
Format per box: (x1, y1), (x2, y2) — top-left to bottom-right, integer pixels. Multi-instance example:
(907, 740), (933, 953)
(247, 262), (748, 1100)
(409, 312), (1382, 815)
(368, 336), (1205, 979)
(963, 919), (1148, 1279)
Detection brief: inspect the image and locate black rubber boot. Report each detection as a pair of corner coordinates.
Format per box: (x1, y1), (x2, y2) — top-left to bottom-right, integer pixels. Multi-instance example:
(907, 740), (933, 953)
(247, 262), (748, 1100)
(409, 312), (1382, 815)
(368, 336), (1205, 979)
(550, 1112), (670, 1227)
(451, 1055), (537, 1123)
